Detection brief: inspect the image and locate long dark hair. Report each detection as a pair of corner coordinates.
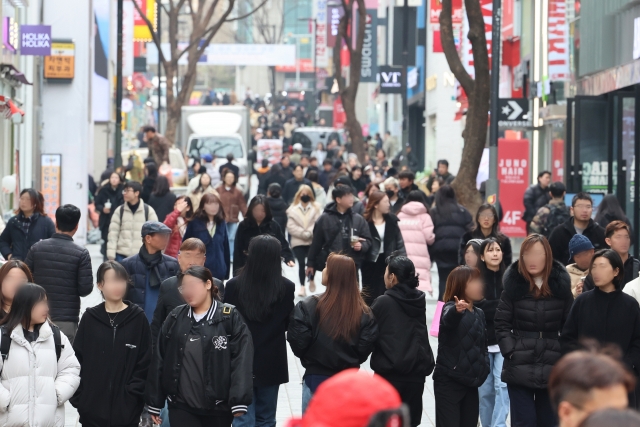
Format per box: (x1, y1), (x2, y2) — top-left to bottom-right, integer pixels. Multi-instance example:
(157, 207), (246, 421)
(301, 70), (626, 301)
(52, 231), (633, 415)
(178, 266), (221, 302)
(0, 283), (47, 332)
(473, 204), (505, 239)
(235, 235), (286, 322)
(246, 195), (273, 224)
(590, 249), (625, 290)
(193, 193), (225, 224)
(0, 261), (33, 317)
(595, 194), (628, 225)
(15, 188), (46, 216)
(478, 238), (506, 274)
(152, 175), (171, 197)
(406, 189), (429, 211)
(434, 184), (458, 217)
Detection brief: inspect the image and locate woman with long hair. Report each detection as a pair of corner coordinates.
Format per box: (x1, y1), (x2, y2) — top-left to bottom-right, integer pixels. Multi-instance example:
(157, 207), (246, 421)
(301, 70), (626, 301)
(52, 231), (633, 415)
(0, 260), (32, 320)
(361, 191), (406, 305)
(371, 253), (435, 427)
(0, 283), (80, 426)
(458, 203), (513, 266)
(430, 185), (473, 300)
(305, 170), (327, 207)
(71, 261), (151, 427)
(216, 169), (248, 263)
(397, 190), (436, 295)
(141, 162), (159, 203)
(476, 238), (510, 427)
(287, 185), (322, 296)
(163, 196), (194, 258)
(146, 266), (253, 427)
(95, 172), (124, 260)
(234, 195), (294, 274)
(224, 236), (295, 427)
(188, 173), (219, 210)
(594, 194), (633, 232)
(495, 234), (573, 427)
(148, 175), (177, 222)
(0, 189), (55, 261)
(462, 239), (483, 268)
(288, 253), (378, 413)
(183, 193), (230, 281)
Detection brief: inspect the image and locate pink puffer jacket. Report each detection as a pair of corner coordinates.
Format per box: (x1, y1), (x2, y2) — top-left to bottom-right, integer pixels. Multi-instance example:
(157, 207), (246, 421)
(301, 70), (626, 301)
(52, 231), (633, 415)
(397, 201), (436, 293)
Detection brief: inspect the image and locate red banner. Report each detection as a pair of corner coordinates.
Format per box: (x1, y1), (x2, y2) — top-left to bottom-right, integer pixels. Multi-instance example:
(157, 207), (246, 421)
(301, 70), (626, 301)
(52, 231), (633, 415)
(333, 97), (346, 129)
(430, 0), (462, 24)
(498, 138), (530, 237)
(552, 139), (565, 182)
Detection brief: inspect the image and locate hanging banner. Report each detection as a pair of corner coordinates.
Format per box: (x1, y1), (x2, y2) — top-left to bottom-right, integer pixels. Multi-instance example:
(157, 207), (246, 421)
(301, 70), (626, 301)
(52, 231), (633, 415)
(548, 0), (570, 81)
(552, 138), (565, 182)
(462, 0), (492, 78)
(313, 0), (328, 68)
(359, 9), (378, 83)
(333, 97), (346, 129)
(133, 0), (156, 41)
(327, 6), (344, 48)
(122, 1), (134, 77)
(498, 138), (530, 237)
(41, 154), (62, 219)
(430, 0), (462, 24)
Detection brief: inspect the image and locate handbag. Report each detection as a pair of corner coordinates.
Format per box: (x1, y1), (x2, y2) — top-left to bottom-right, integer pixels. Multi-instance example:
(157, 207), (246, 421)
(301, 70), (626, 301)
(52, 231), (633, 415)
(429, 301), (445, 337)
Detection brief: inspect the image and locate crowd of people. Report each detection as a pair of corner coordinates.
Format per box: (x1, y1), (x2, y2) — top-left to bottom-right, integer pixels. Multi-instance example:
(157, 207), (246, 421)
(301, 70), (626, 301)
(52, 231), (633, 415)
(1, 143), (640, 427)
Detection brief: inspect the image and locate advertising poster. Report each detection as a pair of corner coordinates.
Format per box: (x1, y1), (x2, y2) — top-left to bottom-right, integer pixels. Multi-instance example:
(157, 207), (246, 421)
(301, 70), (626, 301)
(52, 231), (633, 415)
(498, 139), (530, 237)
(359, 9), (378, 83)
(41, 154), (61, 219)
(257, 139), (283, 166)
(133, 0), (156, 41)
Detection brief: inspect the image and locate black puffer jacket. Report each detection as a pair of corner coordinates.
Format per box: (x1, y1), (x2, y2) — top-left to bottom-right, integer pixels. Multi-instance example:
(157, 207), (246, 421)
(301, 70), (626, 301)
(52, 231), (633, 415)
(430, 204), (473, 268)
(371, 283), (435, 382)
(24, 234), (94, 322)
(476, 265), (504, 346)
(233, 218), (294, 274)
(365, 214), (407, 263)
(121, 252), (180, 312)
(494, 260), (573, 388)
(266, 196), (289, 232)
(287, 295), (378, 377)
(548, 218), (607, 265)
(0, 213), (55, 261)
(433, 302), (489, 388)
(94, 184), (124, 237)
(523, 183), (551, 223)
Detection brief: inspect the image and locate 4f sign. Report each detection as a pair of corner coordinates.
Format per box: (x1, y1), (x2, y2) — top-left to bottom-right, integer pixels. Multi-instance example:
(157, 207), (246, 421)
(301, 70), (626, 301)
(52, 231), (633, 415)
(379, 66), (403, 94)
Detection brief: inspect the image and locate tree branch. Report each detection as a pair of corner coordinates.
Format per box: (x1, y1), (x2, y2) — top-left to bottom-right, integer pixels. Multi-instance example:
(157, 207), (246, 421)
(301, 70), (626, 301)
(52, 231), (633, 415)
(439, 0), (474, 95)
(225, 0), (270, 22)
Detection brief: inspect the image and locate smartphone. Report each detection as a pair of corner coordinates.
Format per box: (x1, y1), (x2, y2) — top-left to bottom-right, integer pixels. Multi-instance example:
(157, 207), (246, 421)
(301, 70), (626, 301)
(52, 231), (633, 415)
(307, 272), (314, 282)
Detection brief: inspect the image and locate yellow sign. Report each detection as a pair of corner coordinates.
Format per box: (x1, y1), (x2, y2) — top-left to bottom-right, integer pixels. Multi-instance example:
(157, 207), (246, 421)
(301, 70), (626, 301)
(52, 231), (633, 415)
(44, 42), (75, 79)
(133, 0), (157, 42)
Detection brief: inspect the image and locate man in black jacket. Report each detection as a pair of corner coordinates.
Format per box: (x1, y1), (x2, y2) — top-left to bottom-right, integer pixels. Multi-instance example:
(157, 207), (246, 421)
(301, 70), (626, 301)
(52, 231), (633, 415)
(121, 221), (179, 322)
(218, 152), (240, 179)
(25, 204), (93, 343)
(548, 192), (607, 265)
(523, 170), (552, 232)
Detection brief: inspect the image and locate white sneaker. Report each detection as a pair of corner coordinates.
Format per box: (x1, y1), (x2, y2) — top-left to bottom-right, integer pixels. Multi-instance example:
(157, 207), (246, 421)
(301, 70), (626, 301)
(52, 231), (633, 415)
(308, 280), (316, 293)
(298, 286), (307, 297)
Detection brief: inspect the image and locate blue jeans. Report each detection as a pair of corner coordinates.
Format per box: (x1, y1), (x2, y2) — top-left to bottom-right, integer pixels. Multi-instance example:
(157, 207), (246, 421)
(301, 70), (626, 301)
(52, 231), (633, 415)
(233, 385), (279, 427)
(302, 382), (313, 414)
(479, 351), (509, 427)
(160, 401), (170, 427)
(227, 222), (239, 262)
(115, 253), (127, 262)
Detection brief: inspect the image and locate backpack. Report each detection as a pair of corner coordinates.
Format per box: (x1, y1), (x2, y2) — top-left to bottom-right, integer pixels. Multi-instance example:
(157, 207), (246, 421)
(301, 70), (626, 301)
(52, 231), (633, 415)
(0, 323), (63, 370)
(119, 203), (149, 223)
(541, 203), (570, 237)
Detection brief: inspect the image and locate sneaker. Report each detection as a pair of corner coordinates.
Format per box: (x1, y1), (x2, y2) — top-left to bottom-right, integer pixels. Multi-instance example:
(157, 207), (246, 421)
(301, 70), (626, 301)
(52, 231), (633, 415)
(298, 286), (307, 297)
(308, 280), (316, 293)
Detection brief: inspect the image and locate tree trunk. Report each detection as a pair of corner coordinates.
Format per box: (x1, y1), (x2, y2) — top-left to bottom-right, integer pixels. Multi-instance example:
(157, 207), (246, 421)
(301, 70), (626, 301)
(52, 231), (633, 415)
(341, 95), (365, 160)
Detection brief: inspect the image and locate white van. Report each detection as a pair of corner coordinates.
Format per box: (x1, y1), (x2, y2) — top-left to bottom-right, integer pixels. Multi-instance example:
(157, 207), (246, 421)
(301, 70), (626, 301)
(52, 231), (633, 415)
(187, 134), (249, 194)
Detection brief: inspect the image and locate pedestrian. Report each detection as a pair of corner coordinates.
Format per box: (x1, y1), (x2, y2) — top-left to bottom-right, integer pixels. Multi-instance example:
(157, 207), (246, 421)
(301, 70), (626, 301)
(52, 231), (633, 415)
(523, 170), (552, 232)
(187, 172), (219, 211)
(141, 162), (158, 203)
(70, 261), (151, 427)
(370, 254), (435, 426)
(426, 160), (455, 191)
(426, 178), (443, 208)
(433, 266), (489, 427)
(224, 235), (295, 427)
(216, 170), (247, 262)
(266, 183), (289, 232)
(458, 203), (513, 266)
(146, 266), (254, 426)
(306, 185), (372, 280)
(383, 177), (404, 214)
(95, 172), (124, 260)
(397, 190), (436, 295)
(603, 221), (639, 286)
(565, 234), (595, 297)
(0, 260), (32, 320)
(310, 142), (327, 165)
(121, 221), (180, 322)
(288, 253), (378, 413)
(283, 165), (313, 205)
(305, 170), (328, 207)
(148, 176), (177, 222)
(361, 191), (406, 306)
(234, 195), (294, 273)
(107, 181), (158, 261)
(383, 131), (399, 159)
(218, 153), (240, 179)
(529, 182), (570, 238)
(256, 159), (271, 195)
(0, 188), (55, 262)
(548, 193), (607, 265)
(0, 283), (80, 426)
(430, 185), (474, 301)
(318, 159), (335, 191)
(183, 193), (230, 281)
(286, 185), (322, 296)
(549, 349), (636, 427)
(495, 234), (573, 427)
(398, 170), (421, 199)
(163, 196), (193, 258)
(462, 239), (483, 268)
(594, 194), (633, 232)
(349, 166), (367, 196)
(476, 238), (509, 427)
(262, 156), (294, 191)
(143, 126), (171, 167)
(24, 204), (93, 343)
(290, 143), (303, 165)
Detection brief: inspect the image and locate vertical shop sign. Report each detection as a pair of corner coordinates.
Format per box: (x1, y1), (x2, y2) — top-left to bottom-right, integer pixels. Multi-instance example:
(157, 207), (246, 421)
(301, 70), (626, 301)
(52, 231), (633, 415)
(327, 6), (344, 48)
(498, 139), (530, 237)
(41, 154), (62, 219)
(314, 0), (328, 68)
(122, 1), (134, 76)
(333, 97), (346, 129)
(548, 0), (570, 81)
(133, 0), (156, 41)
(552, 139), (565, 182)
(359, 10), (378, 83)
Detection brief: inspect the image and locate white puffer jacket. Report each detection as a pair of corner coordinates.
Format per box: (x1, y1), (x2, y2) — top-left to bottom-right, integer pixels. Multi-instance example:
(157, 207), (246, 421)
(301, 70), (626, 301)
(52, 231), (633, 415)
(106, 200), (158, 259)
(0, 322), (80, 427)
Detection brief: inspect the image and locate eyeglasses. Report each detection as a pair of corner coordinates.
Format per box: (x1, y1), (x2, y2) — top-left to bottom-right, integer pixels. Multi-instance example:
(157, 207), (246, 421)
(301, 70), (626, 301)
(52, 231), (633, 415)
(478, 214), (494, 220)
(573, 204), (592, 210)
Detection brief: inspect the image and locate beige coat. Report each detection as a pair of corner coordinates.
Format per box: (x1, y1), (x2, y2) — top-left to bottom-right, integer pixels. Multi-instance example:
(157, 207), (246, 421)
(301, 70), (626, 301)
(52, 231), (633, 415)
(188, 187), (220, 211)
(107, 200), (158, 259)
(286, 203), (322, 248)
(566, 263), (588, 298)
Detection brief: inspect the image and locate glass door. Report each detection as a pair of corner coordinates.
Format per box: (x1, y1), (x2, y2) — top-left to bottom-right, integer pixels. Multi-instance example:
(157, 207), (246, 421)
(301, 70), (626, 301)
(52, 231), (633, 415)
(574, 96), (610, 194)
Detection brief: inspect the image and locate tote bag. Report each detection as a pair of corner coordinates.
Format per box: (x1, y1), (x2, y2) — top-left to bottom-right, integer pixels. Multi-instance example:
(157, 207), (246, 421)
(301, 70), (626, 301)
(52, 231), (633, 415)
(429, 301), (445, 337)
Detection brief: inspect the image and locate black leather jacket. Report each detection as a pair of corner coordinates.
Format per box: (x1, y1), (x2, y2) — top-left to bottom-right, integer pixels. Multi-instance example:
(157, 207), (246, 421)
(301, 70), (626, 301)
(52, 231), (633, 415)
(365, 214), (407, 263)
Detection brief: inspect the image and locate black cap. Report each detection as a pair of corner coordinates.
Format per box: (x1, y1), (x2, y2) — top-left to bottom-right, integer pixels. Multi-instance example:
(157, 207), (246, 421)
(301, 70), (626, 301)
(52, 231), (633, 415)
(141, 221), (172, 238)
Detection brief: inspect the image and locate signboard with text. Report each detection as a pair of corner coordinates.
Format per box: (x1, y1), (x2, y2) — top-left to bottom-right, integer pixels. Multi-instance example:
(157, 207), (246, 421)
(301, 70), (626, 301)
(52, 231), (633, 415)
(313, 0), (328, 68)
(44, 42), (75, 79)
(498, 138), (530, 237)
(20, 25), (51, 56)
(359, 10), (378, 83)
(133, 0), (156, 41)
(379, 66), (403, 94)
(327, 6), (344, 47)
(548, 0), (570, 81)
(41, 154), (61, 219)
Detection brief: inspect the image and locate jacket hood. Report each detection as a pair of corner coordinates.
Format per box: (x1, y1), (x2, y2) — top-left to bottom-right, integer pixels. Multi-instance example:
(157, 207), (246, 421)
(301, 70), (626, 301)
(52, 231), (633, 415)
(399, 201), (427, 216)
(267, 196), (288, 209)
(385, 283), (426, 316)
(566, 263), (588, 275)
(503, 260), (572, 300)
(86, 301), (146, 327)
(563, 217), (597, 232)
(324, 201), (351, 215)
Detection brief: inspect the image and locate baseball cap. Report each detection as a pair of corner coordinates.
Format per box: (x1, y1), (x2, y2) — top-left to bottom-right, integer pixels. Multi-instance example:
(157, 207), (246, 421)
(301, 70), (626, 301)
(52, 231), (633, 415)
(568, 234), (595, 262)
(293, 143), (303, 151)
(141, 221), (172, 238)
(202, 154), (213, 162)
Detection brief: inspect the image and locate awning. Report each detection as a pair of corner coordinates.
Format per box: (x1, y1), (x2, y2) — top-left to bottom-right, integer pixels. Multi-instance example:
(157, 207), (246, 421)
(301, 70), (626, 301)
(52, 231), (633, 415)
(0, 96), (25, 124)
(0, 63), (32, 86)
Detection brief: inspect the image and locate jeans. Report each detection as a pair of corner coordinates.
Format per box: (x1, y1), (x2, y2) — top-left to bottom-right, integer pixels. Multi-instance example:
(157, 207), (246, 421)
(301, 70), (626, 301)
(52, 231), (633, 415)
(508, 385), (555, 427)
(227, 222), (239, 262)
(302, 382), (313, 414)
(115, 253), (127, 262)
(479, 352), (509, 427)
(233, 385), (279, 427)
(160, 401), (170, 427)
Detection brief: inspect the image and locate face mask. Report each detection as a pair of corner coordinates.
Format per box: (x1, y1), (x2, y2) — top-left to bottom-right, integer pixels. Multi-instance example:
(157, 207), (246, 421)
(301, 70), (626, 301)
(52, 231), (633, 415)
(301, 195), (311, 203)
(385, 189), (396, 199)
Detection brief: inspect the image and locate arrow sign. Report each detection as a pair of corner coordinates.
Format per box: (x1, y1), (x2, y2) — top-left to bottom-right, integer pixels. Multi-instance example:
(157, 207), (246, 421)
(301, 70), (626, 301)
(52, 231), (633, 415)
(497, 98), (529, 126)
(507, 100), (523, 120)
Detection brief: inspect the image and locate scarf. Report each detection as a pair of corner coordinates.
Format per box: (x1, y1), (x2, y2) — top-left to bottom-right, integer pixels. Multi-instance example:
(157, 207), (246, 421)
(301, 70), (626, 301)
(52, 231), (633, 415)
(139, 244), (163, 288)
(17, 212), (38, 236)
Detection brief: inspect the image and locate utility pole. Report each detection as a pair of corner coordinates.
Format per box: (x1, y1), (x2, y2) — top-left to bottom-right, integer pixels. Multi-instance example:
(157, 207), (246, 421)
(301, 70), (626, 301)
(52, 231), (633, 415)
(401, 0), (409, 153)
(487, 0), (502, 206)
(312, 18), (317, 122)
(115, 0), (124, 168)
(157, 0), (162, 133)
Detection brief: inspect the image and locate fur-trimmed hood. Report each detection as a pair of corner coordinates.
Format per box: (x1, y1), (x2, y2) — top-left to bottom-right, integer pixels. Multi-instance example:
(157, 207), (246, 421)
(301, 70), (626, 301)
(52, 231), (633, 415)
(503, 259), (572, 301)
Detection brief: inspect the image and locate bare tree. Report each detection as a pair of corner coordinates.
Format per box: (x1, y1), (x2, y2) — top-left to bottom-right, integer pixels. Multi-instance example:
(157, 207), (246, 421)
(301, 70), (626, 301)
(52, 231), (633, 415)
(439, 0), (490, 210)
(133, 0), (269, 144)
(252, 0), (285, 96)
(332, 0), (366, 162)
